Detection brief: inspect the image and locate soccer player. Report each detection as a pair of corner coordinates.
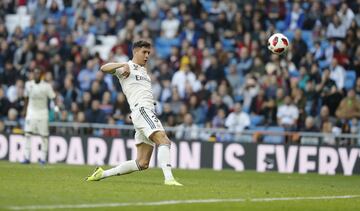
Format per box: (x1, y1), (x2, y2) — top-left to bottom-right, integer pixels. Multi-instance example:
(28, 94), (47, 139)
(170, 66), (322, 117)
(23, 68), (57, 164)
(86, 40), (183, 186)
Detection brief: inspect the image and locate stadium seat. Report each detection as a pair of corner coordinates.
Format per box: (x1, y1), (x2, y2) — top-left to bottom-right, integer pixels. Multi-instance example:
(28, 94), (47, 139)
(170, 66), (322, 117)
(301, 30), (313, 49)
(248, 126), (266, 131)
(155, 38), (170, 59)
(234, 95), (243, 103)
(221, 38), (234, 52)
(98, 35), (117, 48)
(242, 106), (250, 114)
(91, 45), (112, 60)
(5, 14), (30, 34)
(320, 40), (329, 50)
(318, 60), (329, 70)
(263, 126), (285, 144)
(155, 37), (180, 59)
(283, 30), (294, 41)
(276, 21), (286, 32)
(289, 70), (300, 78)
(250, 115), (264, 127)
(345, 70), (356, 90)
(65, 7), (75, 28)
(200, 0), (213, 13)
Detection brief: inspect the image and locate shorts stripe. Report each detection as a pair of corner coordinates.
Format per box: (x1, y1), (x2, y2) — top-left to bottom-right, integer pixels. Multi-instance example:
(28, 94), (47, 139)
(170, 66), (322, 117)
(140, 107), (156, 129)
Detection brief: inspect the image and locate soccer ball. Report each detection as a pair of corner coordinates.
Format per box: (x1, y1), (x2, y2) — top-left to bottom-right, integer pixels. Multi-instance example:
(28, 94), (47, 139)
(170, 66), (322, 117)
(267, 33), (289, 55)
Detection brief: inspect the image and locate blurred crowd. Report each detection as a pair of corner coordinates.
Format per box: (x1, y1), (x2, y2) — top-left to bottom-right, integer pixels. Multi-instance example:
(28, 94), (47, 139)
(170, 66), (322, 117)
(0, 0), (360, 143)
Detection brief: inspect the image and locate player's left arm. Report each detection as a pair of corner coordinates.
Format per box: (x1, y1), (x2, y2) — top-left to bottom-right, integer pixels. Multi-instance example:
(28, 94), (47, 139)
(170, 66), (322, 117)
(47, 84), (60, 114)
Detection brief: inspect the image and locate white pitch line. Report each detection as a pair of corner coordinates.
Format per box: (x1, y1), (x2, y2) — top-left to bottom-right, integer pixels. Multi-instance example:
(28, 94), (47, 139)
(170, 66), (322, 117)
(5, 195), (360, 210)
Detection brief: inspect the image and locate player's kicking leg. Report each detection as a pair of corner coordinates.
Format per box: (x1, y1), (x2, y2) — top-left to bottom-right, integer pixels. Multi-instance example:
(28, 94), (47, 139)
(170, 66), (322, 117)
(86, 143), (151, 181)
(150, 131), (183, 186)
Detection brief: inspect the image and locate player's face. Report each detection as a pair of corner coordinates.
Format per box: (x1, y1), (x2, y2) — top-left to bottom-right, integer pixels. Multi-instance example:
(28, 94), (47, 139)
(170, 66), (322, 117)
(34, 69), (41, 82)
(134, 47), (151, 66)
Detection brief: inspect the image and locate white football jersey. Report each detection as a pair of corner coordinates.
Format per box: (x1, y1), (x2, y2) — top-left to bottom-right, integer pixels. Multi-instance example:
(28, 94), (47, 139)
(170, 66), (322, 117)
(114, 60), (155, 111)
(24, 80), (56, 120)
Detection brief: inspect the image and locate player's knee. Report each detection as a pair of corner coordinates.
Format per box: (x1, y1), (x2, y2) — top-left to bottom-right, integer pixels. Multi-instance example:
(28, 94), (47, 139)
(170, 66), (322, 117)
(159, 137), (171, 145)
(150, 131), (171, 145)
(138, 159), (150, 170)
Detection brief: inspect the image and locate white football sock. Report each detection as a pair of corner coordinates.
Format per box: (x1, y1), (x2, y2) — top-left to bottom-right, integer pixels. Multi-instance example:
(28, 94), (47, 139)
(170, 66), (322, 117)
(24, 134), (31, 161)
(158, 144), (174, 181)
(41, 136), (48, 162)
(102, 160), (140, 178)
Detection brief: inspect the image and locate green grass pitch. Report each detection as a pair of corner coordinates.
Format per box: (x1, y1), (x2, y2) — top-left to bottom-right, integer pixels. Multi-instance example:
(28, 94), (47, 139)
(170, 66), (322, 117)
(0, 161), (359, 211)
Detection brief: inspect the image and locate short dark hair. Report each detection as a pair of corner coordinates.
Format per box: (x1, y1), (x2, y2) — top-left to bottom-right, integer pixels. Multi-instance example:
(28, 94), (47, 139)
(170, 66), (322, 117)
(132, 40), (151, 49)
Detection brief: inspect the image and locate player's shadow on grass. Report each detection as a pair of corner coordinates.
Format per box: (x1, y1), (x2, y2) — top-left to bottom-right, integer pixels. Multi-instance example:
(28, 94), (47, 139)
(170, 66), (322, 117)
(107, 179), (162, 186)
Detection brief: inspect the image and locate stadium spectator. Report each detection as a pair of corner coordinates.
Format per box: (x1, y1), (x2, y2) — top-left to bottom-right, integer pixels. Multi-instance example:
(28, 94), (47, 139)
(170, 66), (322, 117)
(266, 0), (286, 24)
(212, 108), (227, 129)
(336, 89), (360, 120)
(277, 95), (299, 130)
(175, 113), (199, 141)
(205, 55), (225, 87)
(316, 68), (336, 95)
(0, 120), (4, 133)
(113, 92), (130, 124)
(315, 105), (337, 130)
(327, 14), (347, 39)
(159, 102), (174, 126)
(6, 79), (24, 104)
(355, 77), (360, 98)
(225, 102), (250, 133)
(285, 2), (304, 31)
(187, 94), (206, 125)
(207, 93), (228, 122)
(78, 91), (92, 111)
(321, 121), (336, 145)
(302, 1), (322, 30)
(291, 29), (308, 67)
(171, 56), (198, 99)
(78, 60), (97, 91)
(2, 61), (19, 86)
(169, 88), (183, 115)
(99, 91), (113, 116)
(218, 82), (234, 109)
(62, 76), (79, 110)
(238, 77), (259, 111)
(161, 10), (180, 39)
(0, 87), (10, 117)
(102, 117), (120, 138)
(250, 89), (266, 115)
(322, 85), (343, 117)
(329, 58), (346, 90)
(85, 99), (106, 123)
(13, 40), (33, 72)
(237, 47), (253, 76)
(299, 116), (320, 145)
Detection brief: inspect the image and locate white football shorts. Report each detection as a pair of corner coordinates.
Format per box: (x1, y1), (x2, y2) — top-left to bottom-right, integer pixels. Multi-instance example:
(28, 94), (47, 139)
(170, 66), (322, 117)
(131, 107), (164, 147)
(24, 119), (49, 136)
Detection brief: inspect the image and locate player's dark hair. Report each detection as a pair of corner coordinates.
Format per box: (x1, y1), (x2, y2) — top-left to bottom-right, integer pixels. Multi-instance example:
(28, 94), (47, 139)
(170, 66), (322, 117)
(132, 40), (151, 49)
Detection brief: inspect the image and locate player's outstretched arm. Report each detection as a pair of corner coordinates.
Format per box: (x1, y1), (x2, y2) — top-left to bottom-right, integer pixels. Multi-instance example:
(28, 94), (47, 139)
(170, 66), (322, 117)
(100, 62), (130, 78)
